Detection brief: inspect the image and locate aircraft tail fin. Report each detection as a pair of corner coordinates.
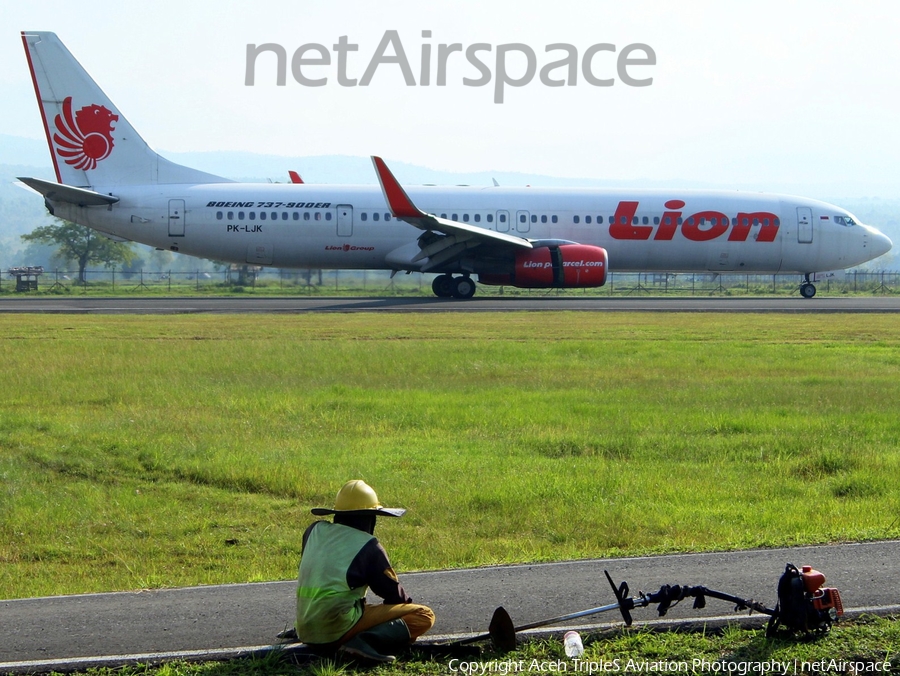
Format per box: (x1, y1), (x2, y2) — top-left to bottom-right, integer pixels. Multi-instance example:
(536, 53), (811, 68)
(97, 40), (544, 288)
(21, 31), (232, 188)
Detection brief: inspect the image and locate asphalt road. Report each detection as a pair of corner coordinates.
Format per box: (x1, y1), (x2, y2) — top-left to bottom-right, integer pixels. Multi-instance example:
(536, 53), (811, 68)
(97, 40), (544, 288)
(3, 295), (900, 314)
(1, 541), (898, 673)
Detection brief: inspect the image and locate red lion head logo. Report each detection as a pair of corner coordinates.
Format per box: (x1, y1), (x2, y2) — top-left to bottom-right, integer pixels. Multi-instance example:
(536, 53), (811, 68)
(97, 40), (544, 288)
(53, 97), (119, 170)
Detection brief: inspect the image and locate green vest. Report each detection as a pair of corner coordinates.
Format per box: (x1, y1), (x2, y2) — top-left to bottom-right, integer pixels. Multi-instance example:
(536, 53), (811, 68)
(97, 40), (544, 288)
(296, 522), (375, 644)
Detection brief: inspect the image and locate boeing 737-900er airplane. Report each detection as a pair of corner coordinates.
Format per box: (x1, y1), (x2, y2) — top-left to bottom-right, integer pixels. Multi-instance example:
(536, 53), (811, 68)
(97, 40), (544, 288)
(19, 31), (892, 299)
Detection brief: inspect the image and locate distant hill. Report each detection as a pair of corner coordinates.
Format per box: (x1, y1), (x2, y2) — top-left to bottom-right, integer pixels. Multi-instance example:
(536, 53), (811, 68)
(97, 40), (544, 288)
(0, 133), (796, 190)
(3, 132), (899, 195)
(0, 163), (56, 244)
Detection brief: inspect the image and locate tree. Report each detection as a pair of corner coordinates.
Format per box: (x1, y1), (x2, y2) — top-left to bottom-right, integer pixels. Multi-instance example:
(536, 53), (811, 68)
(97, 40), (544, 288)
(20, 219), (136, 283)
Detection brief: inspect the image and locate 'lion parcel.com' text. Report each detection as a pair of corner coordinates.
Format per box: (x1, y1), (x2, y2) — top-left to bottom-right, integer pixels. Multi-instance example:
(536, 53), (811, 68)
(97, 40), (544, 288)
(446, 658), (894, 675)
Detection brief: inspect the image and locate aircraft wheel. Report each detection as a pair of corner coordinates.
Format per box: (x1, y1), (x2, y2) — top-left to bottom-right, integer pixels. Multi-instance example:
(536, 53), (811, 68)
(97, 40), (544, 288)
(800, 283), (817, 299)
(432, 274), (455, 298)
(452, 276), (477, 299)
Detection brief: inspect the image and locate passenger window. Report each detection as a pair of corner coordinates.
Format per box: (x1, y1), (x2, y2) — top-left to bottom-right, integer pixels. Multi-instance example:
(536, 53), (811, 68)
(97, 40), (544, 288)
(452, 214), (458, 220)
(304, 212), (310, 221)
(260, 212), (267, 221)
(238, 211), (245, 219)
(315, 212), (322, 221)
(373, 212), (380, 222)
(293, 212), (299, 220)
(586, 216), (592, 224)
(541, 215), (547, 223)
(487, 214), (494, 223)
(271, 212), (277, 220)
(531, 214), (537, 223)
(498, 214), (505, 223)
(227, 211), (234, 219)
(385, 213), (391, 221)
(249, 211), (256, 220)
(653, 216), (660, 225)
(520, 214), (526, 223)
(361, 212), (368, 221)
(475, 214), (481, 223)
(463, 214), (470, 222)
(642, 216), (649, 225)
(574, 215), (580, 224)
(326, 212), (332, 221)
(283, 212), (289, 220)
(216, 211), (223, 220)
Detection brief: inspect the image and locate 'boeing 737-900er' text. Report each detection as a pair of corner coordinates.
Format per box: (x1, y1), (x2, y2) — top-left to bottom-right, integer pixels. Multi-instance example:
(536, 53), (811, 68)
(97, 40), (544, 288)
(18, 32), (892, 299)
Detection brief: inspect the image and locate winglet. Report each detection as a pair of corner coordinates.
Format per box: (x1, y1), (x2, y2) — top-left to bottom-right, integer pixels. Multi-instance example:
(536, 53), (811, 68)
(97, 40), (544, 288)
(288, 170), (304, 184)
(371, 156), (427, 219)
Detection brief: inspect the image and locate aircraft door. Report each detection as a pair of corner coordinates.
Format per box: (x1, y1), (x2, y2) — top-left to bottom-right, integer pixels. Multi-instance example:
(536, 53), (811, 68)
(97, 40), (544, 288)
(797, 207), (813, 243)
(496, 210), (510, 232)
(168, 199), (185, 236)
(337, 204), (353, 237)
(516, 210), (531, 234)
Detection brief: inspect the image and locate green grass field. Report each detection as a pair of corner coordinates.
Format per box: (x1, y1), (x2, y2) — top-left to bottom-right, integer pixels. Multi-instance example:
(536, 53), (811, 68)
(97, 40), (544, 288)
(102, 618), (900, 676)
(1, 313), (900, 600)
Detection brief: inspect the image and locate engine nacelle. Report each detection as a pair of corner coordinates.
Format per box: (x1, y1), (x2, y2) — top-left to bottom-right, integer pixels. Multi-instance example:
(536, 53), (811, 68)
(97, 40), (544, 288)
(478, 244), (608, 288)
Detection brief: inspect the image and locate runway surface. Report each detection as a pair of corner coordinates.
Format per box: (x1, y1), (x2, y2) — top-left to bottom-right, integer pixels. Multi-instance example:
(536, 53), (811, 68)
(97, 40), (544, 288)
(1, 541), (898, 673)
(3, 295), (900, 314)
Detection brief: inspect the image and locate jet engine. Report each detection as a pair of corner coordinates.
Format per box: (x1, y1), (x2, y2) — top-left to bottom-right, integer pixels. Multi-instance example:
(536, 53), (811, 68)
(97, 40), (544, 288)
(478, 244), (608, 289)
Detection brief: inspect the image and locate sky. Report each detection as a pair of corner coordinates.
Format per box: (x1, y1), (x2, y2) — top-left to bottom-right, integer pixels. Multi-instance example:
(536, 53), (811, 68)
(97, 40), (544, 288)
(3, 0), (900, 197)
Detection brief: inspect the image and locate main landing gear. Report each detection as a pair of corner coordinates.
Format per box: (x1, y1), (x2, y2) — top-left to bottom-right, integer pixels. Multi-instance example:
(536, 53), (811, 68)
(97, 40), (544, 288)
(432, 274), (477, 299)
(800, 274), (817, 299)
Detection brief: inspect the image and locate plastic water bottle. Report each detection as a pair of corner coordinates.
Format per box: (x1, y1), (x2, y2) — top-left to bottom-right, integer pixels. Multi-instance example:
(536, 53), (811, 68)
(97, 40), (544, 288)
(563, 631), (584, 657)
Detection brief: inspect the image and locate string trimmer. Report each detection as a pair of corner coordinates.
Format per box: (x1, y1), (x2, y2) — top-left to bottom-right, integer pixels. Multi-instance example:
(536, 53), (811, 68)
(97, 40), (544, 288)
(450, 563), (843, 652)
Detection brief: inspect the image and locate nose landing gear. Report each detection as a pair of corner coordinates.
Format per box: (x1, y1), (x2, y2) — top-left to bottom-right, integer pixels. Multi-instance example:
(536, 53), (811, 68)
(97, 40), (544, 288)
(800, 274), (817, 299)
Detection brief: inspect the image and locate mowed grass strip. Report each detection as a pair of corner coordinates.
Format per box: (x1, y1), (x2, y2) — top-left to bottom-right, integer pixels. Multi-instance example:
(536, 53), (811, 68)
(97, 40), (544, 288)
(1, 313), (899, 599)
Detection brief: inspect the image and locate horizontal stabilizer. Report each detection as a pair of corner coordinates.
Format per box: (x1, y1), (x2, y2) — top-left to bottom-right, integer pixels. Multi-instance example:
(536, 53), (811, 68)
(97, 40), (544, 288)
(17, 177), (118, 206)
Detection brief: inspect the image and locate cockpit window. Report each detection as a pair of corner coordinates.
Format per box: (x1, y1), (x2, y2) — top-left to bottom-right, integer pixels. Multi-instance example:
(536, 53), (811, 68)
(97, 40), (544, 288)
(834, 215), (857, 226)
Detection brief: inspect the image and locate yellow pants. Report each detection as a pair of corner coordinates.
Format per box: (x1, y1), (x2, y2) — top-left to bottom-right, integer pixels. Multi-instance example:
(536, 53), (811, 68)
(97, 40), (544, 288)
(341, 603), (435, 642)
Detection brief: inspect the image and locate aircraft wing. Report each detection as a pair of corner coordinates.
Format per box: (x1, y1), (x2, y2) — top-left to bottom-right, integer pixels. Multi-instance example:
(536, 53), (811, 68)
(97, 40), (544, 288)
(372, 156), (532, 272)
(17, 177), (119, 206)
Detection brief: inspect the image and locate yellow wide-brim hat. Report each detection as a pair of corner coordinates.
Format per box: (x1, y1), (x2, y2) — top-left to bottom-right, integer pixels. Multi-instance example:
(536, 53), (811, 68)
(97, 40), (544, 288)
(311, 479), (406, 518)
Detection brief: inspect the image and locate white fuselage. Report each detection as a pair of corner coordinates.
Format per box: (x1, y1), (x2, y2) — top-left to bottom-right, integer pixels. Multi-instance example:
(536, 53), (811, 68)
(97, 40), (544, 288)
(56, 182), (890, 276)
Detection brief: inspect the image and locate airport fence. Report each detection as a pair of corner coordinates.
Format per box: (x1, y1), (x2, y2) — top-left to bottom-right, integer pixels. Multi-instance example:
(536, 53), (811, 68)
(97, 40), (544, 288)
(1, 267), (899, 296)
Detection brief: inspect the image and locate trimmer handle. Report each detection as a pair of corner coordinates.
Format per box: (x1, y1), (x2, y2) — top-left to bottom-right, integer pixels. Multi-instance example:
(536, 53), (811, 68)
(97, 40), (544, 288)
(604, 570), (634, 626)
